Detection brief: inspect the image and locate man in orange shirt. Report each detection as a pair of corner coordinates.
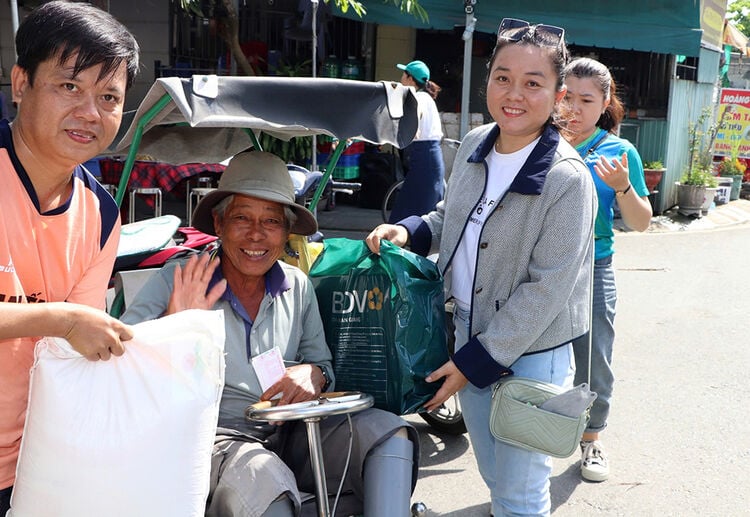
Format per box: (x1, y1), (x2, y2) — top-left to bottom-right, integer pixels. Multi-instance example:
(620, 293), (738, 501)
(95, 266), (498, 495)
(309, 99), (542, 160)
(0, 2), (139, 511)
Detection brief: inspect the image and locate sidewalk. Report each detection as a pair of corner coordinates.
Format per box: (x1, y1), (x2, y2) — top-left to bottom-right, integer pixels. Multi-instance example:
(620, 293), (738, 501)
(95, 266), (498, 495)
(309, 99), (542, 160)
(317, 198), (750, 239)
(615, 197), (750, 233)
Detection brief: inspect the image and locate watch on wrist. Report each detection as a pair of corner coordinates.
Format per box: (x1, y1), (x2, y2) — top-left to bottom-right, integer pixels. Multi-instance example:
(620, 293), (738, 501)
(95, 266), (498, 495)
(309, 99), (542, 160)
(318, 365), (331, 392)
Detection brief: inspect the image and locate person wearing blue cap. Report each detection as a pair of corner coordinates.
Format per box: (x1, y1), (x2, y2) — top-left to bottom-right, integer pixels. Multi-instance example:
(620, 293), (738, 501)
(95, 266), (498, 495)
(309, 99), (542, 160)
(389, 60), (445, 222)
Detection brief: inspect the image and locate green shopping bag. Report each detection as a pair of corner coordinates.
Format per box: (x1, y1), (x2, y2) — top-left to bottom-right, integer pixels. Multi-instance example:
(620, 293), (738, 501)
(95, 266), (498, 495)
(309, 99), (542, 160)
(309, 238), (448, 415)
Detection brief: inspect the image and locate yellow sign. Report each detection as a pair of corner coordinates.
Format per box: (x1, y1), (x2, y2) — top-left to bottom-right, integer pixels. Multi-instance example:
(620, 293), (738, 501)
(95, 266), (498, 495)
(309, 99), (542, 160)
(701, 0), (727, 51)
(713, 88), (750, 159)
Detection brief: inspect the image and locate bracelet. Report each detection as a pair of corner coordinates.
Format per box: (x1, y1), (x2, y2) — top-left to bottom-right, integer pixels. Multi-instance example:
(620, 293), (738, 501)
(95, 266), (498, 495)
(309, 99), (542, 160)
(616, 184), (632, 197)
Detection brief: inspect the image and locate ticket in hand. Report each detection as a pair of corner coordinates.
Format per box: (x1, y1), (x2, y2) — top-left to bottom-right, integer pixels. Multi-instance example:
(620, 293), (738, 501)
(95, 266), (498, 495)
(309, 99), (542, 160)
(251, 347), (286, 393)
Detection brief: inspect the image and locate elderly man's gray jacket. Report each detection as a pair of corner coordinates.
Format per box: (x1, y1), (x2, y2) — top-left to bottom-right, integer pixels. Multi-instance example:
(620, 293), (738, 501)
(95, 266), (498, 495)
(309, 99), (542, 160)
(401, 123), (596, 388)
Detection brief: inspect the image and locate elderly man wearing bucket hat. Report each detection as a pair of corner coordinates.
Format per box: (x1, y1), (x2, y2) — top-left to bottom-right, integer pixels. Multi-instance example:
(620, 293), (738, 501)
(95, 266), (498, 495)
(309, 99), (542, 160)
(122, 151), (418, 517)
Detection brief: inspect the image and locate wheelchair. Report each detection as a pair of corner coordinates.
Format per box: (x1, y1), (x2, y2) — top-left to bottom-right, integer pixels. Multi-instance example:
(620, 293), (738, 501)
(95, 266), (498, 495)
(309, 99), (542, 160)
(247, 392), (427, 517)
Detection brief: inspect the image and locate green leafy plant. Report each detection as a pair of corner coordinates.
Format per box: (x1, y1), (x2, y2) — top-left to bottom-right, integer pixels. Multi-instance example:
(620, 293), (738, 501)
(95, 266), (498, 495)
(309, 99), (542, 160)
(643, 160), (664, 170)
(727, 0), (750, 34)
(258, 133), (313, 165)
(680, 168), (718, 188)
(684, 106), (727, 186)
(271, 58), (313, 77)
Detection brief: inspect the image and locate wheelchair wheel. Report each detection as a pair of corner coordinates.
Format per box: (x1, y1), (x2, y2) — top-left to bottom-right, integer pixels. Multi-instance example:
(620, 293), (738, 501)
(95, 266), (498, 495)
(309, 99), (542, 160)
(381, 179), (404, 223)
(419, 393), (467, 435)
(419, 302), (467, 435)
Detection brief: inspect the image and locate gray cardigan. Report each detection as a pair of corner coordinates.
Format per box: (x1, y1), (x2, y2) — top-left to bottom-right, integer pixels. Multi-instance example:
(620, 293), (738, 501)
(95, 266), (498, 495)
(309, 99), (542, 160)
(401, 123), (596, 388)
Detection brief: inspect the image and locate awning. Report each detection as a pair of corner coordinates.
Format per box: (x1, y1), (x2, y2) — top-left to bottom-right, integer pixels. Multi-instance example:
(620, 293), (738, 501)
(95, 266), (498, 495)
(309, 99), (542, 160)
(113, 75), (419, 165)
(724, 20), (749, 57)
(335, 0), (706, 57)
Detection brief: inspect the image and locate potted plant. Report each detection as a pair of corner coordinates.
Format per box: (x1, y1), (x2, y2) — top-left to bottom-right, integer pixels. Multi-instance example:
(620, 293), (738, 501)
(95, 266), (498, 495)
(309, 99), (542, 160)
(642, 160), (665, 193)
(716, 155), (747, 201)
(677, 107), (724, 217)
(678, 167), (718, 216)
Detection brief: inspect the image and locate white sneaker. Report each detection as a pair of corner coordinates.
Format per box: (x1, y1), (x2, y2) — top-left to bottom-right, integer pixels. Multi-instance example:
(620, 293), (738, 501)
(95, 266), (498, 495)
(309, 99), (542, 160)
(580, 440), (609, 482)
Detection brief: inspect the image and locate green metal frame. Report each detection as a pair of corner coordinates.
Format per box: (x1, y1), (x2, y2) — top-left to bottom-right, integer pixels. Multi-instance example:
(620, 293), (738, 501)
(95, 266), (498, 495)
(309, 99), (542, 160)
(309, 142), (347, 211)
(114, 94), (172, 207)
(109, 287), (125, 319)
(245, 128), (262, 152)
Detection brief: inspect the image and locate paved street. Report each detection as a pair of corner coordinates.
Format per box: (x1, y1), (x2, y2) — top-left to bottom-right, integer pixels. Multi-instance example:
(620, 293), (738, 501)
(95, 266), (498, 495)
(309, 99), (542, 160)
(405, 224), (750, 516)
(315, 200), (750, 516)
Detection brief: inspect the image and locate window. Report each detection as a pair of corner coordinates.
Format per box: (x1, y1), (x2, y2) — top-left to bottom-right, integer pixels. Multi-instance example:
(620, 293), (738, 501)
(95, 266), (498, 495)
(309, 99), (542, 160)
(165, 1), (364, 79)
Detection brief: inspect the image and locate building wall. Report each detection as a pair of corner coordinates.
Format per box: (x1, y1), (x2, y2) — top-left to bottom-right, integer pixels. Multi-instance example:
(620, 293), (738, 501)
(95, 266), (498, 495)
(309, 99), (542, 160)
(660, 78), (716, 212)
(0, 2), (20, 119)
(374, 24), (415, 83)
(727, 53), (750, 89)
(0, 1), (168, 117)
(619, 119), (669, 165)
(109, 0), (170, 112)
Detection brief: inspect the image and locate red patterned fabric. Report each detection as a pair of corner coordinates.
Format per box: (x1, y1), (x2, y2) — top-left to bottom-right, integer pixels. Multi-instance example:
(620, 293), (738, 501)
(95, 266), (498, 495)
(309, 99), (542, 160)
(99, 159), (225, 199)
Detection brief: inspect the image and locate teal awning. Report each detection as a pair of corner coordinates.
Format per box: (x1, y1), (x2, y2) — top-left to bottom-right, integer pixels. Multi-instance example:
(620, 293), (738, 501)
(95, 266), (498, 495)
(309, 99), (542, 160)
(336, 0), (705, 57)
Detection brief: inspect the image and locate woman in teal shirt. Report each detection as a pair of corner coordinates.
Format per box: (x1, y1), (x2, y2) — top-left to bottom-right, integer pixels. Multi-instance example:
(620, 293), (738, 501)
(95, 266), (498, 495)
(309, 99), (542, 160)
(564, 57), (652, 482)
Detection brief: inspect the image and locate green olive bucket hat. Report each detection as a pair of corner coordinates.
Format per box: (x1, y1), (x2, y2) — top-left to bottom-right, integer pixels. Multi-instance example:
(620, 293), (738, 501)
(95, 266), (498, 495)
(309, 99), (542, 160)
(191, 151), (318, 236)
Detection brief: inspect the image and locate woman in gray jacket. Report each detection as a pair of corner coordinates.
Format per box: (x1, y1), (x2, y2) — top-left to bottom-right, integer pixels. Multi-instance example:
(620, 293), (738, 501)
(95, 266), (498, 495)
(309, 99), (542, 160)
(367, 18), (595, 517)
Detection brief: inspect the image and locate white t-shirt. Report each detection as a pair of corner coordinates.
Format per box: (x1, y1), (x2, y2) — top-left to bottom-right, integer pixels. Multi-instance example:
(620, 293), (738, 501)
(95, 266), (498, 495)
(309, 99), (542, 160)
(451, 137), (540, 310)
(413, 90), (443, 141)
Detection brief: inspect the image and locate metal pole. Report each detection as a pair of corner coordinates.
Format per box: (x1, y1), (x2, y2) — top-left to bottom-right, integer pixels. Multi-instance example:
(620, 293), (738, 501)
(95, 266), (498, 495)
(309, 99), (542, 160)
(231, 0), (240, 75)
(10, 0), (20, 58)
(304, 418), (330, 517)
(311, 0), (318, 78)
(460, 1), (477, 139)
(311, 0), (319, 171)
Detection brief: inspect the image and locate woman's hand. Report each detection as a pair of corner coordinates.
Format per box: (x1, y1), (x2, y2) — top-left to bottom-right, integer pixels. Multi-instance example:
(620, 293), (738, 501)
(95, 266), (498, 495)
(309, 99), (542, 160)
(596, 152), (652, 231)
(594, 152), (630, 192)
(423, 360), (468, 412)
(166, 253), (227, 315)
(365, 224), (408, 254)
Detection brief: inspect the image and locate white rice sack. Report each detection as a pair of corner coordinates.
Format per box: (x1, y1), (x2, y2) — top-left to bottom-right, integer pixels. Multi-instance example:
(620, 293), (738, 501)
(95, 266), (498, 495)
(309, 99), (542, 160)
(9, 309), (226, 517)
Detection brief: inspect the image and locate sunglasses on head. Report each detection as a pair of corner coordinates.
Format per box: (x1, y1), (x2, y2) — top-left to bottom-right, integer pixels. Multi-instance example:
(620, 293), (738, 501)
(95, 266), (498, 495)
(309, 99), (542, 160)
(497, 17), (565, 46)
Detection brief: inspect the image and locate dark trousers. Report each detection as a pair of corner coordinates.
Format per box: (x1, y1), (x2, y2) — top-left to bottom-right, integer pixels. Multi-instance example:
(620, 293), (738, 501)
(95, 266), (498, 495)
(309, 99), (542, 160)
(388, 140), (444, 223)
(0, 485), (12, 515)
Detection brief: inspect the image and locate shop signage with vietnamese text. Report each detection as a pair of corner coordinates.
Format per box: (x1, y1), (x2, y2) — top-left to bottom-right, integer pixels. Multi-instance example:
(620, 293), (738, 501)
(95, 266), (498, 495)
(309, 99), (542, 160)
(714, 88), (750, 159)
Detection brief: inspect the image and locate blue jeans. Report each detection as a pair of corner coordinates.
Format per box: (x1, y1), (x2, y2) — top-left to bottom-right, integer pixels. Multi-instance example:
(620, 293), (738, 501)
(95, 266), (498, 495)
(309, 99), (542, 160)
(572, 255), (616, 433)
(454, 305), (574, 517)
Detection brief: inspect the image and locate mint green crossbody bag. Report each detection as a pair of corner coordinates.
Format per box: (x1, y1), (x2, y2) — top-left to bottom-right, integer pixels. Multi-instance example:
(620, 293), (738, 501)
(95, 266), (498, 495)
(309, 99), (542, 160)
(489, 377), (595, 458)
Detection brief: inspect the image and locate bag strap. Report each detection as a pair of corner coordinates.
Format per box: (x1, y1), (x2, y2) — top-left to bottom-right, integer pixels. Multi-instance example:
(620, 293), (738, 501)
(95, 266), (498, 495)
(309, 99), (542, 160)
(547, 144), (598, 381)
(579, 131), (606, 386)
(584, 133), (608, 386)
(586, 247), (593, 387)
(584, 131), (609, 157)
(585, 203), (596, 387)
